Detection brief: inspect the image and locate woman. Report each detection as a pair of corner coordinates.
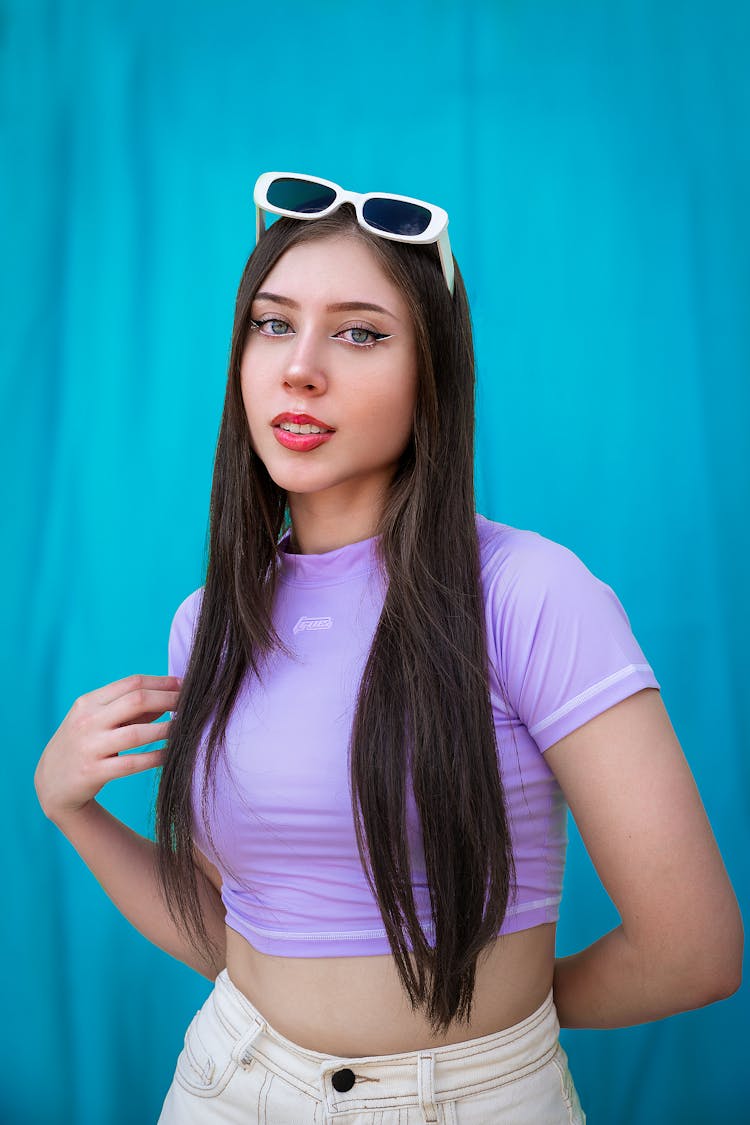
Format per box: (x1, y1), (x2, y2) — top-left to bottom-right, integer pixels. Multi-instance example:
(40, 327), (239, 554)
(35, 173), (743, 1123)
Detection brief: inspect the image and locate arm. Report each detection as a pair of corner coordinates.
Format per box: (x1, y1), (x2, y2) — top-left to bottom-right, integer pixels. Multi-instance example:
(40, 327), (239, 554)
(545, 687), (743, 1028)
(35, 673), (227, 979)
(52, 802), (226, 979)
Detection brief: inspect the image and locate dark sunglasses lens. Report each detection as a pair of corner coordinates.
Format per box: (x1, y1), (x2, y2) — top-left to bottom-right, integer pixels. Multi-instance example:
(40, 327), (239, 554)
(362, 198), (432, 236)
(266, 178), (337, 214)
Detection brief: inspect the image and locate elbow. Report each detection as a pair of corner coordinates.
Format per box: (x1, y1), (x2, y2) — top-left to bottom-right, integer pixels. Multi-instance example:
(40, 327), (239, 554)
(709, 932), (743, 1003)
(716, 965), (742, 1002)
(687, 961), (742, 1009)
(677, 915), (744, 1009)
(691, 955), (742, 1007)
(714, 906), (744, 1001)
(642, 903), (744, 1014)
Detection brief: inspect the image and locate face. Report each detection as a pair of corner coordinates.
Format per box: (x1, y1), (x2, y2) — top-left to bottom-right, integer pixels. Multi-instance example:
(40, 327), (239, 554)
(240, 234), (419, 527)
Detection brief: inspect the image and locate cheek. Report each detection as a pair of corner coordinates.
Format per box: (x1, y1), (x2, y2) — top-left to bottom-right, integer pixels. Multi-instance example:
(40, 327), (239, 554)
(391, 391), (416, 452)
(362, 373), (415, 437)
(359, 381), (416, 468)
(240, 361), (262, 423)
(239, 376), (252, 425)
(238, 373), (265, 457)
(240, 377), (253, 422)
(392, 363), (418, 446)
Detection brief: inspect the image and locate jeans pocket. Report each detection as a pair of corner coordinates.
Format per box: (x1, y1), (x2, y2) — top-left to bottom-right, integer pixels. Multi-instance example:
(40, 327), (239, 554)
(175, 998), (242, 1099)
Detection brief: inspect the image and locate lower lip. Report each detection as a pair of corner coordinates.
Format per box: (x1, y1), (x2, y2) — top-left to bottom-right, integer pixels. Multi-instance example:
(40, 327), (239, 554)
(273, 427), (334, 452)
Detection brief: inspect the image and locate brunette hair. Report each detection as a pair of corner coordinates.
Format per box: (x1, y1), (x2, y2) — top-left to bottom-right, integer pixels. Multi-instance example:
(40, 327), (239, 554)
(155, 205), (515, 1031)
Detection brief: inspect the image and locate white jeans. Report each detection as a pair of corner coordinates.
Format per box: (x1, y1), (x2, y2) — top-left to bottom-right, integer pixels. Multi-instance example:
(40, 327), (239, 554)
(159, 970), (585, 1123)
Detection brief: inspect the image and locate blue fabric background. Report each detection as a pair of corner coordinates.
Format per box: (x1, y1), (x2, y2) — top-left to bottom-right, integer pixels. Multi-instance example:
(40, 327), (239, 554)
(2, 1), (748, 1121)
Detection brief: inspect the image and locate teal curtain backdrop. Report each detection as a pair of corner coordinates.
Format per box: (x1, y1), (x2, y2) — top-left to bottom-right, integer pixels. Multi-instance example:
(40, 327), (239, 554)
(2, 1), (748, 1121)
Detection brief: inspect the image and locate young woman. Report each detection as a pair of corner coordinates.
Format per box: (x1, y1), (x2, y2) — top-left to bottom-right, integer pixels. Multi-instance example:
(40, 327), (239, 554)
(35, 173), (742, 1124)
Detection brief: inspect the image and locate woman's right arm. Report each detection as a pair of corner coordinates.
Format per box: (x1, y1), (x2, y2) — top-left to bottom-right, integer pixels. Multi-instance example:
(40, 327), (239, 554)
(34, 673), (226, 979)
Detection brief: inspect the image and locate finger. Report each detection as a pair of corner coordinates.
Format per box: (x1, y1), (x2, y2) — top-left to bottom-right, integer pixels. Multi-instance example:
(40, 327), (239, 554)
(102, 747), (166, 781)
(128, 709), (177, 726)
(105, 689), (181, 729)
(94, 674), (183, 708)
(104, 719), (173, 757)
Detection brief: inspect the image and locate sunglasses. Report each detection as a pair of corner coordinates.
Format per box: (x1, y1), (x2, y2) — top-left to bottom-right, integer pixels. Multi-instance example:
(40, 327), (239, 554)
(253, 171), (455, 296)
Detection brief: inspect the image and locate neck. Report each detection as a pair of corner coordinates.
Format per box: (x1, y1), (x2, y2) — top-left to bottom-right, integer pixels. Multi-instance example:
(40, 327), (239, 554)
(287, 486), (387, 554)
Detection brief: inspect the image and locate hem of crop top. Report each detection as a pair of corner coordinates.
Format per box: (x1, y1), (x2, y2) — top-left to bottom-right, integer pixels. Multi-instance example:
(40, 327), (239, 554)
(223, 896), (561, 958)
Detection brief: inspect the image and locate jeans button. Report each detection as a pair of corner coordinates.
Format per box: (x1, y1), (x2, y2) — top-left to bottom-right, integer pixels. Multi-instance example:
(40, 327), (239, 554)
(331, 1067), (356, 1092)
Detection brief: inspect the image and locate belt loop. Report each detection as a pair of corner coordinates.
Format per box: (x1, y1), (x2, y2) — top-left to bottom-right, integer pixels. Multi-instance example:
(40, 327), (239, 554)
(234, 1017), (265, 1069)
(417, 1051), (438, 1124)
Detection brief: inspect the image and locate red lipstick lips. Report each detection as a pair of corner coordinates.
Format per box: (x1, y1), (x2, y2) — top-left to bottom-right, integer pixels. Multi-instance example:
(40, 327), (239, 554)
(271, 413), (333, 430)
(271, 412), (335, 452)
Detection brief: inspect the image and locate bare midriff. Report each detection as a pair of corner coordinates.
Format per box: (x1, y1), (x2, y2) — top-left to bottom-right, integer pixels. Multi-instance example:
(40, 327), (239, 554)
(224, 921), (556, 1056)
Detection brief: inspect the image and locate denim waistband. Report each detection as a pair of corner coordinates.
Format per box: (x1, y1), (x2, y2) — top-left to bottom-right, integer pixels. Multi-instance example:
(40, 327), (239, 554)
(212, 969), (560, 1116)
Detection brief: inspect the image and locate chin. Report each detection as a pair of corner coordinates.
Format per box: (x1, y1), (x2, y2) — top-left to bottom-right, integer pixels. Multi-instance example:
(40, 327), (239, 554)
(261, 463), (339, 495)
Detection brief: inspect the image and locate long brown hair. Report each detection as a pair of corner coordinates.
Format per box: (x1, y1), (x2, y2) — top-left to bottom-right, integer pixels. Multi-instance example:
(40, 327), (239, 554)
(156, 205), (515, 1031)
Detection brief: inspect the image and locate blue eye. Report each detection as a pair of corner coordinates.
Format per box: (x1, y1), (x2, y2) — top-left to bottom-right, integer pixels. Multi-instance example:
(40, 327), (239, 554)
(251, 317), (292, 336)
(337, 325), (391, 347)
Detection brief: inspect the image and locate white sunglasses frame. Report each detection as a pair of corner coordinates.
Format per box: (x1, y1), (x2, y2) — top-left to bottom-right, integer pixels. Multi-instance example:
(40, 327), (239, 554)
(253, 171), (455, 296)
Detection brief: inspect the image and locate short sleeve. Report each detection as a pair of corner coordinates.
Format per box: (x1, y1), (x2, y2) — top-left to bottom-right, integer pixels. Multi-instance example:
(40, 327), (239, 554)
(167, 588), (204, 680)
(480, 520), (660, 753)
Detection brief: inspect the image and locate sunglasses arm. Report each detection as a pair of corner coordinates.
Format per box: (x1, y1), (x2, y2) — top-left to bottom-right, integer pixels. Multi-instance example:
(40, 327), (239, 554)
(437, 229), (455, 297)
(255, 206), (266, 248)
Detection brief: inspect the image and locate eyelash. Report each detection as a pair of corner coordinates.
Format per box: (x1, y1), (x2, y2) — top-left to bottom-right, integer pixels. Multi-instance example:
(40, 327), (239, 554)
(249, 317), (390, 349)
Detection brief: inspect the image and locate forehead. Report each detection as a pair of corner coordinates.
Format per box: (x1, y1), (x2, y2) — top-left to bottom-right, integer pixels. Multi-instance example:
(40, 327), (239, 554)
(257, 234), (409, 314)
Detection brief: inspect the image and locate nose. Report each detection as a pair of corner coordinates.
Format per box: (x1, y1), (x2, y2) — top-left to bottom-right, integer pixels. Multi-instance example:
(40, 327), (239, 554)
(282, 330), (328, 395)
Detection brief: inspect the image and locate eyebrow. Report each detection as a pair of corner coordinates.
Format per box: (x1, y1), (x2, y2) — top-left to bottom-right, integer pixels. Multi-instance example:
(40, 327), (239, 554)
(254, 291), (398, 319)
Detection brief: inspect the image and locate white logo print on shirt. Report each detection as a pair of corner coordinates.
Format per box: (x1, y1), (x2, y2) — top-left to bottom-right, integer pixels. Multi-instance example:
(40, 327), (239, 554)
(293, 616), (334, 635)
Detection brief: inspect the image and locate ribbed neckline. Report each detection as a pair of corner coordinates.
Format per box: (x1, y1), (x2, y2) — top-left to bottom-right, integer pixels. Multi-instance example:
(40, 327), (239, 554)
(277, 531), (381, 587)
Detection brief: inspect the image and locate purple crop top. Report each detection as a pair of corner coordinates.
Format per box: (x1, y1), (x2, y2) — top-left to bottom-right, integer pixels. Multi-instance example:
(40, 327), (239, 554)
(167, 515), (660, 957)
